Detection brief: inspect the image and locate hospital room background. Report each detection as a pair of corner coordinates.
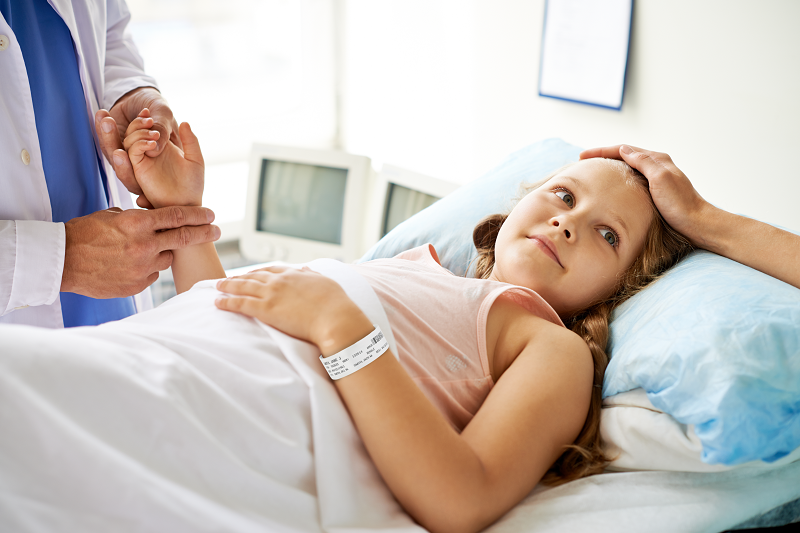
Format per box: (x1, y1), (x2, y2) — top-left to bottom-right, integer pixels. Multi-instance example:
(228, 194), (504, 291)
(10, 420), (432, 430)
(124, 0), (800, 305)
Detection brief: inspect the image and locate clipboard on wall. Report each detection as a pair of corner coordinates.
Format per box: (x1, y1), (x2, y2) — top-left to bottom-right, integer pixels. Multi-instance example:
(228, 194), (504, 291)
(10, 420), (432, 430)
(538, 0), (633, 111)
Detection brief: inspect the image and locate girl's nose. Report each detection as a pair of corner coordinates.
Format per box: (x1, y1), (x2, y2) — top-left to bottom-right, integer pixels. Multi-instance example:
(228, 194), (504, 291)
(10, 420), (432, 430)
(552, 218), (572, 239)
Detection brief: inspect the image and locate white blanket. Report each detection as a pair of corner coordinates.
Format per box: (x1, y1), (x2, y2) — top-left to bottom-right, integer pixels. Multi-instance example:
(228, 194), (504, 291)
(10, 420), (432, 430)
(1, 261), (798, 532)
(0, 259), (420, 533)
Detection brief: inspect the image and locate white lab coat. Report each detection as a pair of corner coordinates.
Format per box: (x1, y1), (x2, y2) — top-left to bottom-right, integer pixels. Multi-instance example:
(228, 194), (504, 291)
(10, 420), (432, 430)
(0, 0), (157, 328)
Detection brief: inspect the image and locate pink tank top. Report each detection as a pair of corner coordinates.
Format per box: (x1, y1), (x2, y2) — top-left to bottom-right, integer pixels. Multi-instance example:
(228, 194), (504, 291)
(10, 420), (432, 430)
(353, 244), (564, 432)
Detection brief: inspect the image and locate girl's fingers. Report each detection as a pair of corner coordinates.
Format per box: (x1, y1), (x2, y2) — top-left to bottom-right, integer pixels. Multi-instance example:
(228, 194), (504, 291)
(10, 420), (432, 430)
(216, 277), (270, 297)
(178, 122), (204, 166)
(124, 115), (156, 137)
(123, 129), (160, 152)
(128, 139), (159, 159)
(214, 294), (264, 317)
(250, 265), (293, 275)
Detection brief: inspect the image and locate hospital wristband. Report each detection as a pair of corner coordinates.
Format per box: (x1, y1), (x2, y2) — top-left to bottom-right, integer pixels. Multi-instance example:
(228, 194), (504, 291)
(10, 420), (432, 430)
(319, 325), (389, 380)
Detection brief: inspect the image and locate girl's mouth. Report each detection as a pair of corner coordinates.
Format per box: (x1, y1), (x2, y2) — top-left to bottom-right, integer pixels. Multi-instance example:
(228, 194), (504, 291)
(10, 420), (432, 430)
(528, 235), (563, 268)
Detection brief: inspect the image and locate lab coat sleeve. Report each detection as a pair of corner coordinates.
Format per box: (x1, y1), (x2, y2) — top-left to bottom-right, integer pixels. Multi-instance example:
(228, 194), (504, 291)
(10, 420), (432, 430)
(0, 220), (66, 316)
(102, 0), (160, 109)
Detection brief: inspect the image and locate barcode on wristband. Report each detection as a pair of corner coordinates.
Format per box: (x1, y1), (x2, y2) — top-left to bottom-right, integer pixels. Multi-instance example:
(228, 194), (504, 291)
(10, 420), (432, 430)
(372, 332), (384, 345)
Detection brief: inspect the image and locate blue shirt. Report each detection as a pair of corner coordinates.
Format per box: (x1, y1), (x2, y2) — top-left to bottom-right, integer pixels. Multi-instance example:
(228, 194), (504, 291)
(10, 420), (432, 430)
(1, 0), (136, 326)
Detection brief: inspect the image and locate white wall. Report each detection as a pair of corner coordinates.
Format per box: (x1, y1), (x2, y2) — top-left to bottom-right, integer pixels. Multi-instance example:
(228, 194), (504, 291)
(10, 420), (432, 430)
(342, 0), (800, 230)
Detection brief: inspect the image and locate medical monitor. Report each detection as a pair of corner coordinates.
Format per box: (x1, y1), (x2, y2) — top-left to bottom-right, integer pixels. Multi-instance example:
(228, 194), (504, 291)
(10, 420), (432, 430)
(363, 164), (460, 247)
(241, 144), (371, 264)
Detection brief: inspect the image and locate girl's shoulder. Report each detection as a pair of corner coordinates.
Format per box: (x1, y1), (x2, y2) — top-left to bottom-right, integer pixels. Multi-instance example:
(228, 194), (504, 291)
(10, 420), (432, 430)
(485, 295), (588, 382)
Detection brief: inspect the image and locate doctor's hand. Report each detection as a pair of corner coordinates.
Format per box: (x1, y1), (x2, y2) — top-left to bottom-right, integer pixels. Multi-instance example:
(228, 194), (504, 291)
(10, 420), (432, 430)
(215, 267), (374, 357)
(61, 206), (220, 299)
(580, 145), (716, 247)
(95, 87), (180, 209)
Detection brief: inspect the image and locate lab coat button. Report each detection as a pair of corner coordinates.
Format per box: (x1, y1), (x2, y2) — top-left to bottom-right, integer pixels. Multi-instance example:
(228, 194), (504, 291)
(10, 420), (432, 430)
(21, 149), (31, 165)
(0, 35), (9, 51)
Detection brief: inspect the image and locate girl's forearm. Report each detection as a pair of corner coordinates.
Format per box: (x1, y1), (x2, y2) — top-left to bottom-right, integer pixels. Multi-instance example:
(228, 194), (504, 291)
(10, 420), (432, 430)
(326, 318), (501, 533)
(172, 242), (226, 293)
(694, 205), (800, 289)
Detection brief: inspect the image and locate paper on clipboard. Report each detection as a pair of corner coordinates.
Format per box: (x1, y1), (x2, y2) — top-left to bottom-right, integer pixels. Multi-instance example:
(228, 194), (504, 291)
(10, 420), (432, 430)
(538, 0), (633, 110)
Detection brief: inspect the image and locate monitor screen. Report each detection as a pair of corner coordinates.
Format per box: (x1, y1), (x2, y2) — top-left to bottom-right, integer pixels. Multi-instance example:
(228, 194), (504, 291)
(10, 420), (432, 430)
(382, 183), (440, 237)
(256, 159), (348, 244)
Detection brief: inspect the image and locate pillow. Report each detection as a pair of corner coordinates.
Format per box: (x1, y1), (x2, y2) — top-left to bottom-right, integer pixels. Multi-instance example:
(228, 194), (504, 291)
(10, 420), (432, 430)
(358, 138), (582, 275)
(604, 249), (800, 466)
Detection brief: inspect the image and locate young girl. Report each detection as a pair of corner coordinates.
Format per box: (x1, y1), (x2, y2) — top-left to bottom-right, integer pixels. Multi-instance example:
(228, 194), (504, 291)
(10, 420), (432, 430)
(120, 111), (800, 533)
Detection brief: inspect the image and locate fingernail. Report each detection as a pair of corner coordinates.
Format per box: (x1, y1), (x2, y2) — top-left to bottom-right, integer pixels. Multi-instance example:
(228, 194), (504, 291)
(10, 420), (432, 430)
(214, 297), (224, 306)
(620, 145), (634, 155)
(101, 120), (114, 133)
(213, 226), (221, 240)
(113, 154), (124, 166)
(206, 209), (215, 223)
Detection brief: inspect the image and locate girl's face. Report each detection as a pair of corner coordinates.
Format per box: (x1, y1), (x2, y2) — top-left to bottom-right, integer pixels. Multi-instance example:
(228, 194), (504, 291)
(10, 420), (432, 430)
(489, 159), (653, 317)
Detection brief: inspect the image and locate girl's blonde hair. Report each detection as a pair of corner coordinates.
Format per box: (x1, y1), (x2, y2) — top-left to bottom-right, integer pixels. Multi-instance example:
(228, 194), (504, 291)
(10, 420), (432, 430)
(471, 159), (693, 485)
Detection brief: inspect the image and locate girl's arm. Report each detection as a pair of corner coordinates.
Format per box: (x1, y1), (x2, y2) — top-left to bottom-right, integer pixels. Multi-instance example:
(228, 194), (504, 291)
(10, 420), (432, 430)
(581, 145), (800, 289)
(124, 111), (226, 292)
(170, 241), (225, 294)
(215, 268), (593, 533)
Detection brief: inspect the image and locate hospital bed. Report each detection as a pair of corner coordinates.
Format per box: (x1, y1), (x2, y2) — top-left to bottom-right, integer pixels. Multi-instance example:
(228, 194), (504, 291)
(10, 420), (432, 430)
(1, 139), (798, 532)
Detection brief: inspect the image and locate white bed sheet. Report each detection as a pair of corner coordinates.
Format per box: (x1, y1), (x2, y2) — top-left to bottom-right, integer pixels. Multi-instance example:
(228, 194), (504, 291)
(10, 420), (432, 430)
(1, 260), (797, 533)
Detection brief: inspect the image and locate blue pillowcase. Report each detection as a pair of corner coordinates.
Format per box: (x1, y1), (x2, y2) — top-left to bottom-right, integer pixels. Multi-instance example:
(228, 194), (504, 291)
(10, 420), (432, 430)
(604, 249), (800, 465)
(359, 138), (800, 466)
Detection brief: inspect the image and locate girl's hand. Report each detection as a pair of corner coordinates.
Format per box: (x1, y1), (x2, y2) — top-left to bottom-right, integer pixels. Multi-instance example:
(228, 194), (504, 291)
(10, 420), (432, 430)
(214, 266), (373, 356)
(122, 109), (204, 209)
(580, 145), (717, 247)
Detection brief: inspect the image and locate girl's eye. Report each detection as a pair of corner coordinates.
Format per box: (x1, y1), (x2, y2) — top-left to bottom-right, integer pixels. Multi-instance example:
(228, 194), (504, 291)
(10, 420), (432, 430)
(554, 189), (575, 208)
(599, 228), (618, 247)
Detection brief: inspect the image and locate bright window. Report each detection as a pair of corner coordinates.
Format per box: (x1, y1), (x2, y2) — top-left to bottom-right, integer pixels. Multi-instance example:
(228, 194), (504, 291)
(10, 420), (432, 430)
(127, 0), (338, 229)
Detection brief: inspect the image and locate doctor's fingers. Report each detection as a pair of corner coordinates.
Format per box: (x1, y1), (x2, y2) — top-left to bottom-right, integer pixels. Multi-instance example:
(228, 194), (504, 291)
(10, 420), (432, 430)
(617, 146), (680, 176)
(155, 250), (175, 272)
(580, 144), (678, 170)
(95, 109), (142, 198)
(143, 100), (181, 154)
(95, 109), (123, 162)
(580, 144), (643, 161)
(154, 223), (221, 252)
(146, 206), (216, 231)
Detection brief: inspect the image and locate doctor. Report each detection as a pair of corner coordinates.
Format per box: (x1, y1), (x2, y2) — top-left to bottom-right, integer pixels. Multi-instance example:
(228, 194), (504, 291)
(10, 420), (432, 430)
(0, 0), (219, 328)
